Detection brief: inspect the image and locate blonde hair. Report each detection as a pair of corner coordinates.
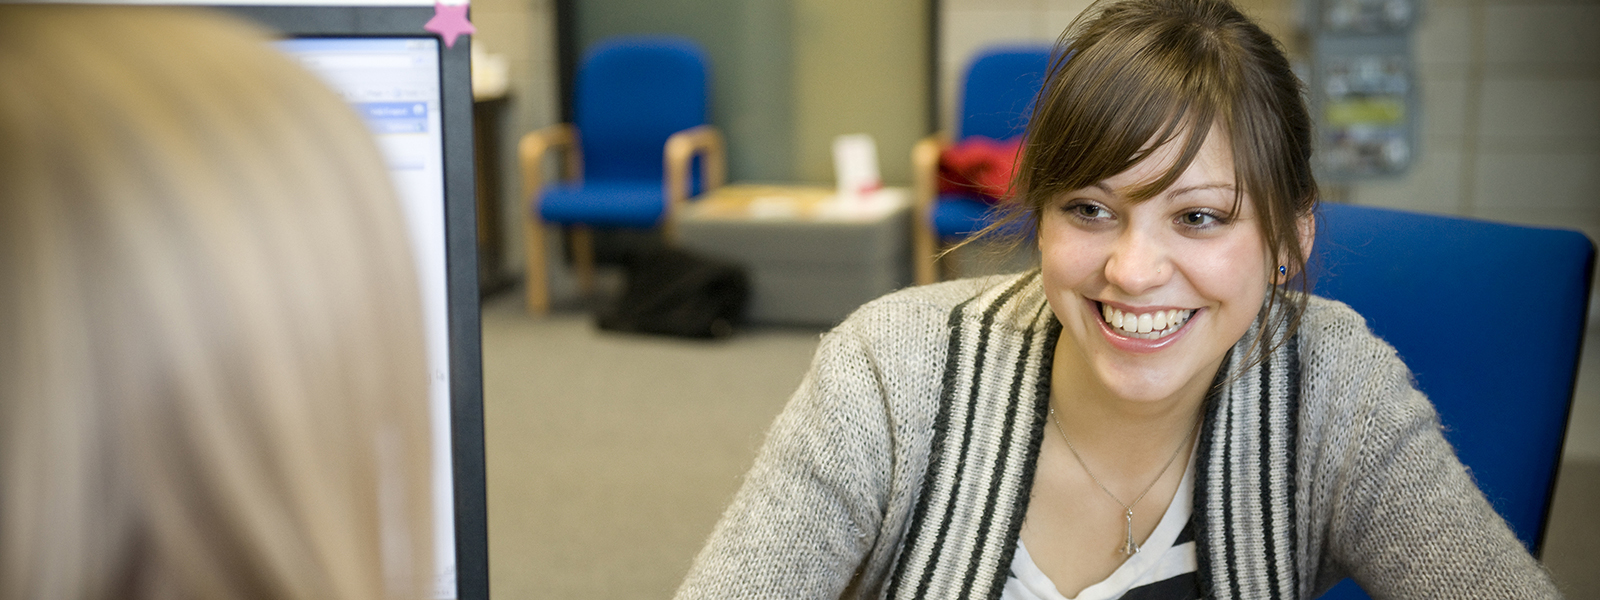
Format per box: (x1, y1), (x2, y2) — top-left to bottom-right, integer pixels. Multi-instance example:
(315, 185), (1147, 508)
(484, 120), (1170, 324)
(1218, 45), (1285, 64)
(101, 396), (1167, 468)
(0, 6), (433, 599)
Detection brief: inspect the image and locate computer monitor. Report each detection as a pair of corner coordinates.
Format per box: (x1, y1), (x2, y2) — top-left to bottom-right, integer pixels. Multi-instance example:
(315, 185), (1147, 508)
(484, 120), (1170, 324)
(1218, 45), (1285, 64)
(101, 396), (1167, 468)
(21, 2), (486, 594)
(216, 5), (487, 600)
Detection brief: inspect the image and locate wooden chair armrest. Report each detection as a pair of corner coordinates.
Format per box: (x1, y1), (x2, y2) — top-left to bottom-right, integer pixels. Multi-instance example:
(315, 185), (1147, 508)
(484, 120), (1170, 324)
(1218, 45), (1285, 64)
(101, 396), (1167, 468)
(518, 123), (583, 208)
(911, 132), (951, 286)
(517, 124), (579, 316)
(912, 132), (951, 217)
(664, 125), (727, 217)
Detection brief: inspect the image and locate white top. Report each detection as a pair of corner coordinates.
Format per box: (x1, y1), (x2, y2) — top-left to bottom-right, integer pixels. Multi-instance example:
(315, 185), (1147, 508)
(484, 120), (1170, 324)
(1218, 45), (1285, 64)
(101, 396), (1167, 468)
(1002, 454), (1198, 600)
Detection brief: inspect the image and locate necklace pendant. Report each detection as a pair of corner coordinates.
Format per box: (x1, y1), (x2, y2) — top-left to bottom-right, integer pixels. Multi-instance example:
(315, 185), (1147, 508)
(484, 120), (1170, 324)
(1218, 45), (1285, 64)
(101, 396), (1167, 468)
(1119, 510), (1139, 556)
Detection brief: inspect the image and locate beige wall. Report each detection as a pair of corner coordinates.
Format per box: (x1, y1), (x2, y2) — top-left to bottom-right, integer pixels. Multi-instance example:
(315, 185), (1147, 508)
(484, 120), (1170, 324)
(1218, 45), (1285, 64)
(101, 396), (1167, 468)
(792, 0), (930, 186)
(475, 0), (931, 272)
(939, 0), (1088, 134)
(1348, 0), (1599, 223)
(485, 0), (1600, 300)
(940, 0), (1296, 134)
(471, 0), (558, 277)
(1345, 0), (1600, 318)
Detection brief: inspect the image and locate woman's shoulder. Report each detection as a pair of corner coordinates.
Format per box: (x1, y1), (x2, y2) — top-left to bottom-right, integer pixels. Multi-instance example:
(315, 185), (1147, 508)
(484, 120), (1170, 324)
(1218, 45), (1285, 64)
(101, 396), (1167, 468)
(861, 274), (1023, 314)
(832, 273), (1031, 337)
(1297, 295), (1405, 369)
(810, 273), (1039, 404)
(1295, 294), (1427, 422)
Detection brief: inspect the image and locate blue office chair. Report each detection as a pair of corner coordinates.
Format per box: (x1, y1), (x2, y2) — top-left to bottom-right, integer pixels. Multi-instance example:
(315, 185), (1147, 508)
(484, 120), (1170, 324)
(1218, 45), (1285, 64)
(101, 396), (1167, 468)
(520, 36), (726, 314)
(912, 46), (1052, 284)
(1309, 202), (1595, 599)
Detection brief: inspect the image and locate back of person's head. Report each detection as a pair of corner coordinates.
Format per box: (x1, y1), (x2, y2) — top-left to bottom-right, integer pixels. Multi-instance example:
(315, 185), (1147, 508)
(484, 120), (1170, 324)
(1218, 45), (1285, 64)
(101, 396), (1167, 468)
(0, 6), (432, 599)
(1018, 0), (1317, 352)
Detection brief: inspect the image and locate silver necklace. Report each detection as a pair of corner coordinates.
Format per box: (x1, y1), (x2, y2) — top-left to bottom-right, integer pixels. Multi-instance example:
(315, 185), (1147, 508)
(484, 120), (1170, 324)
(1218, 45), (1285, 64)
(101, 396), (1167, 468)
(1048, 407), (1197, 557)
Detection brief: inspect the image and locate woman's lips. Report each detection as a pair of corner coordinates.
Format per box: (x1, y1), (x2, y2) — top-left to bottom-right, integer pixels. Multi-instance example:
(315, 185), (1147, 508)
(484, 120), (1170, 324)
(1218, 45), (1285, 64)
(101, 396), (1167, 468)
(1091, 299), (1198, 353)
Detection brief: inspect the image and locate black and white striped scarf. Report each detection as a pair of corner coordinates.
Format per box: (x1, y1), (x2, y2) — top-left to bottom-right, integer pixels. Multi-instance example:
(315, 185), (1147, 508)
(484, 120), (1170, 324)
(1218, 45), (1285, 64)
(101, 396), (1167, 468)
(884, 272), (1301, 600)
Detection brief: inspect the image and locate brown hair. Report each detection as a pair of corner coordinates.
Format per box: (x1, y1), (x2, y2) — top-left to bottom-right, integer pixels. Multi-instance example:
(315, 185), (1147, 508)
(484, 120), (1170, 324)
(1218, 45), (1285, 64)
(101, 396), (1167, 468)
(1003, 0), (1317, 360)
(0, 6), (432, 599)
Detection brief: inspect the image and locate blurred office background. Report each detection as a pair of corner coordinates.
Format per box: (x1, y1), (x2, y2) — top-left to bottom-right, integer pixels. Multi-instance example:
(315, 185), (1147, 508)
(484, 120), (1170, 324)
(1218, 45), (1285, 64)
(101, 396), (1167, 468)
(466, 0), (1598, 597)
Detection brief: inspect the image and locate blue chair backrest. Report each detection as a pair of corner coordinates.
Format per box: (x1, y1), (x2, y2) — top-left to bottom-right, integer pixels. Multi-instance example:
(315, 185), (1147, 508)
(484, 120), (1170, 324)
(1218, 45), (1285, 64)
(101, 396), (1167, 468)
(1310, 202), (1594, 556)
(575, 36), (709, 183)
(958, 46), (1052, 142)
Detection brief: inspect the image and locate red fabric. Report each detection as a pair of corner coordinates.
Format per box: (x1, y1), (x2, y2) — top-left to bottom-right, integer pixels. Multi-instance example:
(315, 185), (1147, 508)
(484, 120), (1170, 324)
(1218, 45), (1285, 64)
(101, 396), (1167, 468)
(937, 136), (1023, 203)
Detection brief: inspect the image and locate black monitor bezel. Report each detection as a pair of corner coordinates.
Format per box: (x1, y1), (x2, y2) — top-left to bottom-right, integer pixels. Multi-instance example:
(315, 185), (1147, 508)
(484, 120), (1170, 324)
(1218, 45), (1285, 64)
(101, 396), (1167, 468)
(216, 6), (487, 600)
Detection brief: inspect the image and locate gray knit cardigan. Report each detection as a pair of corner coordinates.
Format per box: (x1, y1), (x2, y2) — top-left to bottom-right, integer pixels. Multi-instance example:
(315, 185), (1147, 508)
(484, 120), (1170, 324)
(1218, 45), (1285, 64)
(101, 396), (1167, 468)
(675, 272), (1558, 600)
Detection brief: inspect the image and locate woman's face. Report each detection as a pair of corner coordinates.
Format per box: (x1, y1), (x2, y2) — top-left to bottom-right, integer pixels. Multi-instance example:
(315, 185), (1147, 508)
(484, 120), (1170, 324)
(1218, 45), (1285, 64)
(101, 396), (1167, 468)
(1039, 128), (1269, 405)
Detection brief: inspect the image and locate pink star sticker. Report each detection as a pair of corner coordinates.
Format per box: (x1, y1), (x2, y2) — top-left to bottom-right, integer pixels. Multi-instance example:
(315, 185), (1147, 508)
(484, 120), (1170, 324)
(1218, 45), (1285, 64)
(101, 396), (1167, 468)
(424, 2), (475, 48)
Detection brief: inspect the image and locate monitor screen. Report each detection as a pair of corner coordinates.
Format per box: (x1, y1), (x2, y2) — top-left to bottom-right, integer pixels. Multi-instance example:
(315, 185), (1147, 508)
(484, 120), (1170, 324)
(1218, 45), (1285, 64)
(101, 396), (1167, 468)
(19, 4), (488, 596)
(273, 36), (458, 598)
(218, 5), (488, 599)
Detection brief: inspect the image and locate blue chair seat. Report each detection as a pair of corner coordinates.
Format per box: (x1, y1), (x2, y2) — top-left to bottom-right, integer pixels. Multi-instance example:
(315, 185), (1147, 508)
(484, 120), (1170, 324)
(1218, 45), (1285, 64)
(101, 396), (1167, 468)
(932, 194), (1031, 241)
(539, 180), (664, 228)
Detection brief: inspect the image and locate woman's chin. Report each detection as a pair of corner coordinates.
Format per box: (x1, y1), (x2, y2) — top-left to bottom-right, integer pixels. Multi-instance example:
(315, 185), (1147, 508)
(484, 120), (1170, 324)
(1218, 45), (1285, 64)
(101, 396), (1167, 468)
(1101, 381), (1187, 405)
(1086, 357), (1208, 406)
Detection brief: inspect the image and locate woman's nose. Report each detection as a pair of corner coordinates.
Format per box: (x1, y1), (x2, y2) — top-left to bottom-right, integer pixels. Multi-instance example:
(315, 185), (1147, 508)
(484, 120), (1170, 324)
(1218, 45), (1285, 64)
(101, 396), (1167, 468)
(1103, 228), (1173, 295)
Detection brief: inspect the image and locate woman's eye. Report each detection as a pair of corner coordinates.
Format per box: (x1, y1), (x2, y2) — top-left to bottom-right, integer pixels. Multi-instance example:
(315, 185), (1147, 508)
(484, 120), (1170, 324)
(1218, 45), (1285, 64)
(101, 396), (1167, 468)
(1177, 210), (1224, 229)
(1066, 202), (1111, 220)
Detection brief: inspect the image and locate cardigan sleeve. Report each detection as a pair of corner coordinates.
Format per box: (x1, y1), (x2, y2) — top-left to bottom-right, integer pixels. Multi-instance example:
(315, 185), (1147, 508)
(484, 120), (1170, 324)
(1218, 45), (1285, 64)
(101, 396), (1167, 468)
(673, 325), (897, 599)
(1318, 331), (1560, 599)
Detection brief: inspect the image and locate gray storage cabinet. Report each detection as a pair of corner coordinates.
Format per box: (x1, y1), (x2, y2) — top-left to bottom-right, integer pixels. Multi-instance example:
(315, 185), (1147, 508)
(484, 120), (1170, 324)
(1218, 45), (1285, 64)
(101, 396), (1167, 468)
(676, 187), (912, 327)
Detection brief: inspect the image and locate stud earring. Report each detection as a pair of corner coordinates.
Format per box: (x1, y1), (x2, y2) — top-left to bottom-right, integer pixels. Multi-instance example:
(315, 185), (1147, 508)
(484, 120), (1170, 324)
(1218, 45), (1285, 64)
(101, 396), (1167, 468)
(1278, 265), (1287, 275)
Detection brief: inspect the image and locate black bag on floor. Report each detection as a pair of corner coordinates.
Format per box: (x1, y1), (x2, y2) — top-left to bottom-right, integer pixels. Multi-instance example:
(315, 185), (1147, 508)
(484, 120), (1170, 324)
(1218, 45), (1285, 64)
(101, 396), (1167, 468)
(597, 246), (750, 339)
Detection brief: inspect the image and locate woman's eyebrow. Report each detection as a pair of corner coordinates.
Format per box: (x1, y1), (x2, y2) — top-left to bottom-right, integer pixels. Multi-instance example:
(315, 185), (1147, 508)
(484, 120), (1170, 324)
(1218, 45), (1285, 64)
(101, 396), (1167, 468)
(1167, 183), (1235, 197)
(1091, 181), (1234, 198)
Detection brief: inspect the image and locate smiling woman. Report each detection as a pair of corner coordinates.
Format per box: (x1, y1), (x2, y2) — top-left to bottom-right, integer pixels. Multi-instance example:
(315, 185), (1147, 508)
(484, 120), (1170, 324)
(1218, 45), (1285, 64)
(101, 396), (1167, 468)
(1039, 128), (1275, 407)
(673, 0), (1559, 598)
(1026, 123), (1298, 598)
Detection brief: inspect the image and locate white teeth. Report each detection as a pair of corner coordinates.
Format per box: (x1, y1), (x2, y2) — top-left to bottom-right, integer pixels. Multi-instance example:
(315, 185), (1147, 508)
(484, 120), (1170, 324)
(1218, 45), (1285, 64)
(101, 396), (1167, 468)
(1099, 304), (1194, 340)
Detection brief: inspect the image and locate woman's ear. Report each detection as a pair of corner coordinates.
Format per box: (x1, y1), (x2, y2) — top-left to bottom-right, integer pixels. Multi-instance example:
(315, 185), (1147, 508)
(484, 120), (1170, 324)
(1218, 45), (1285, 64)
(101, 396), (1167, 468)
(1296, 212), (1316, 263)
(1276, 212), (1316, 284)
(1280, 214), (1318, 284)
